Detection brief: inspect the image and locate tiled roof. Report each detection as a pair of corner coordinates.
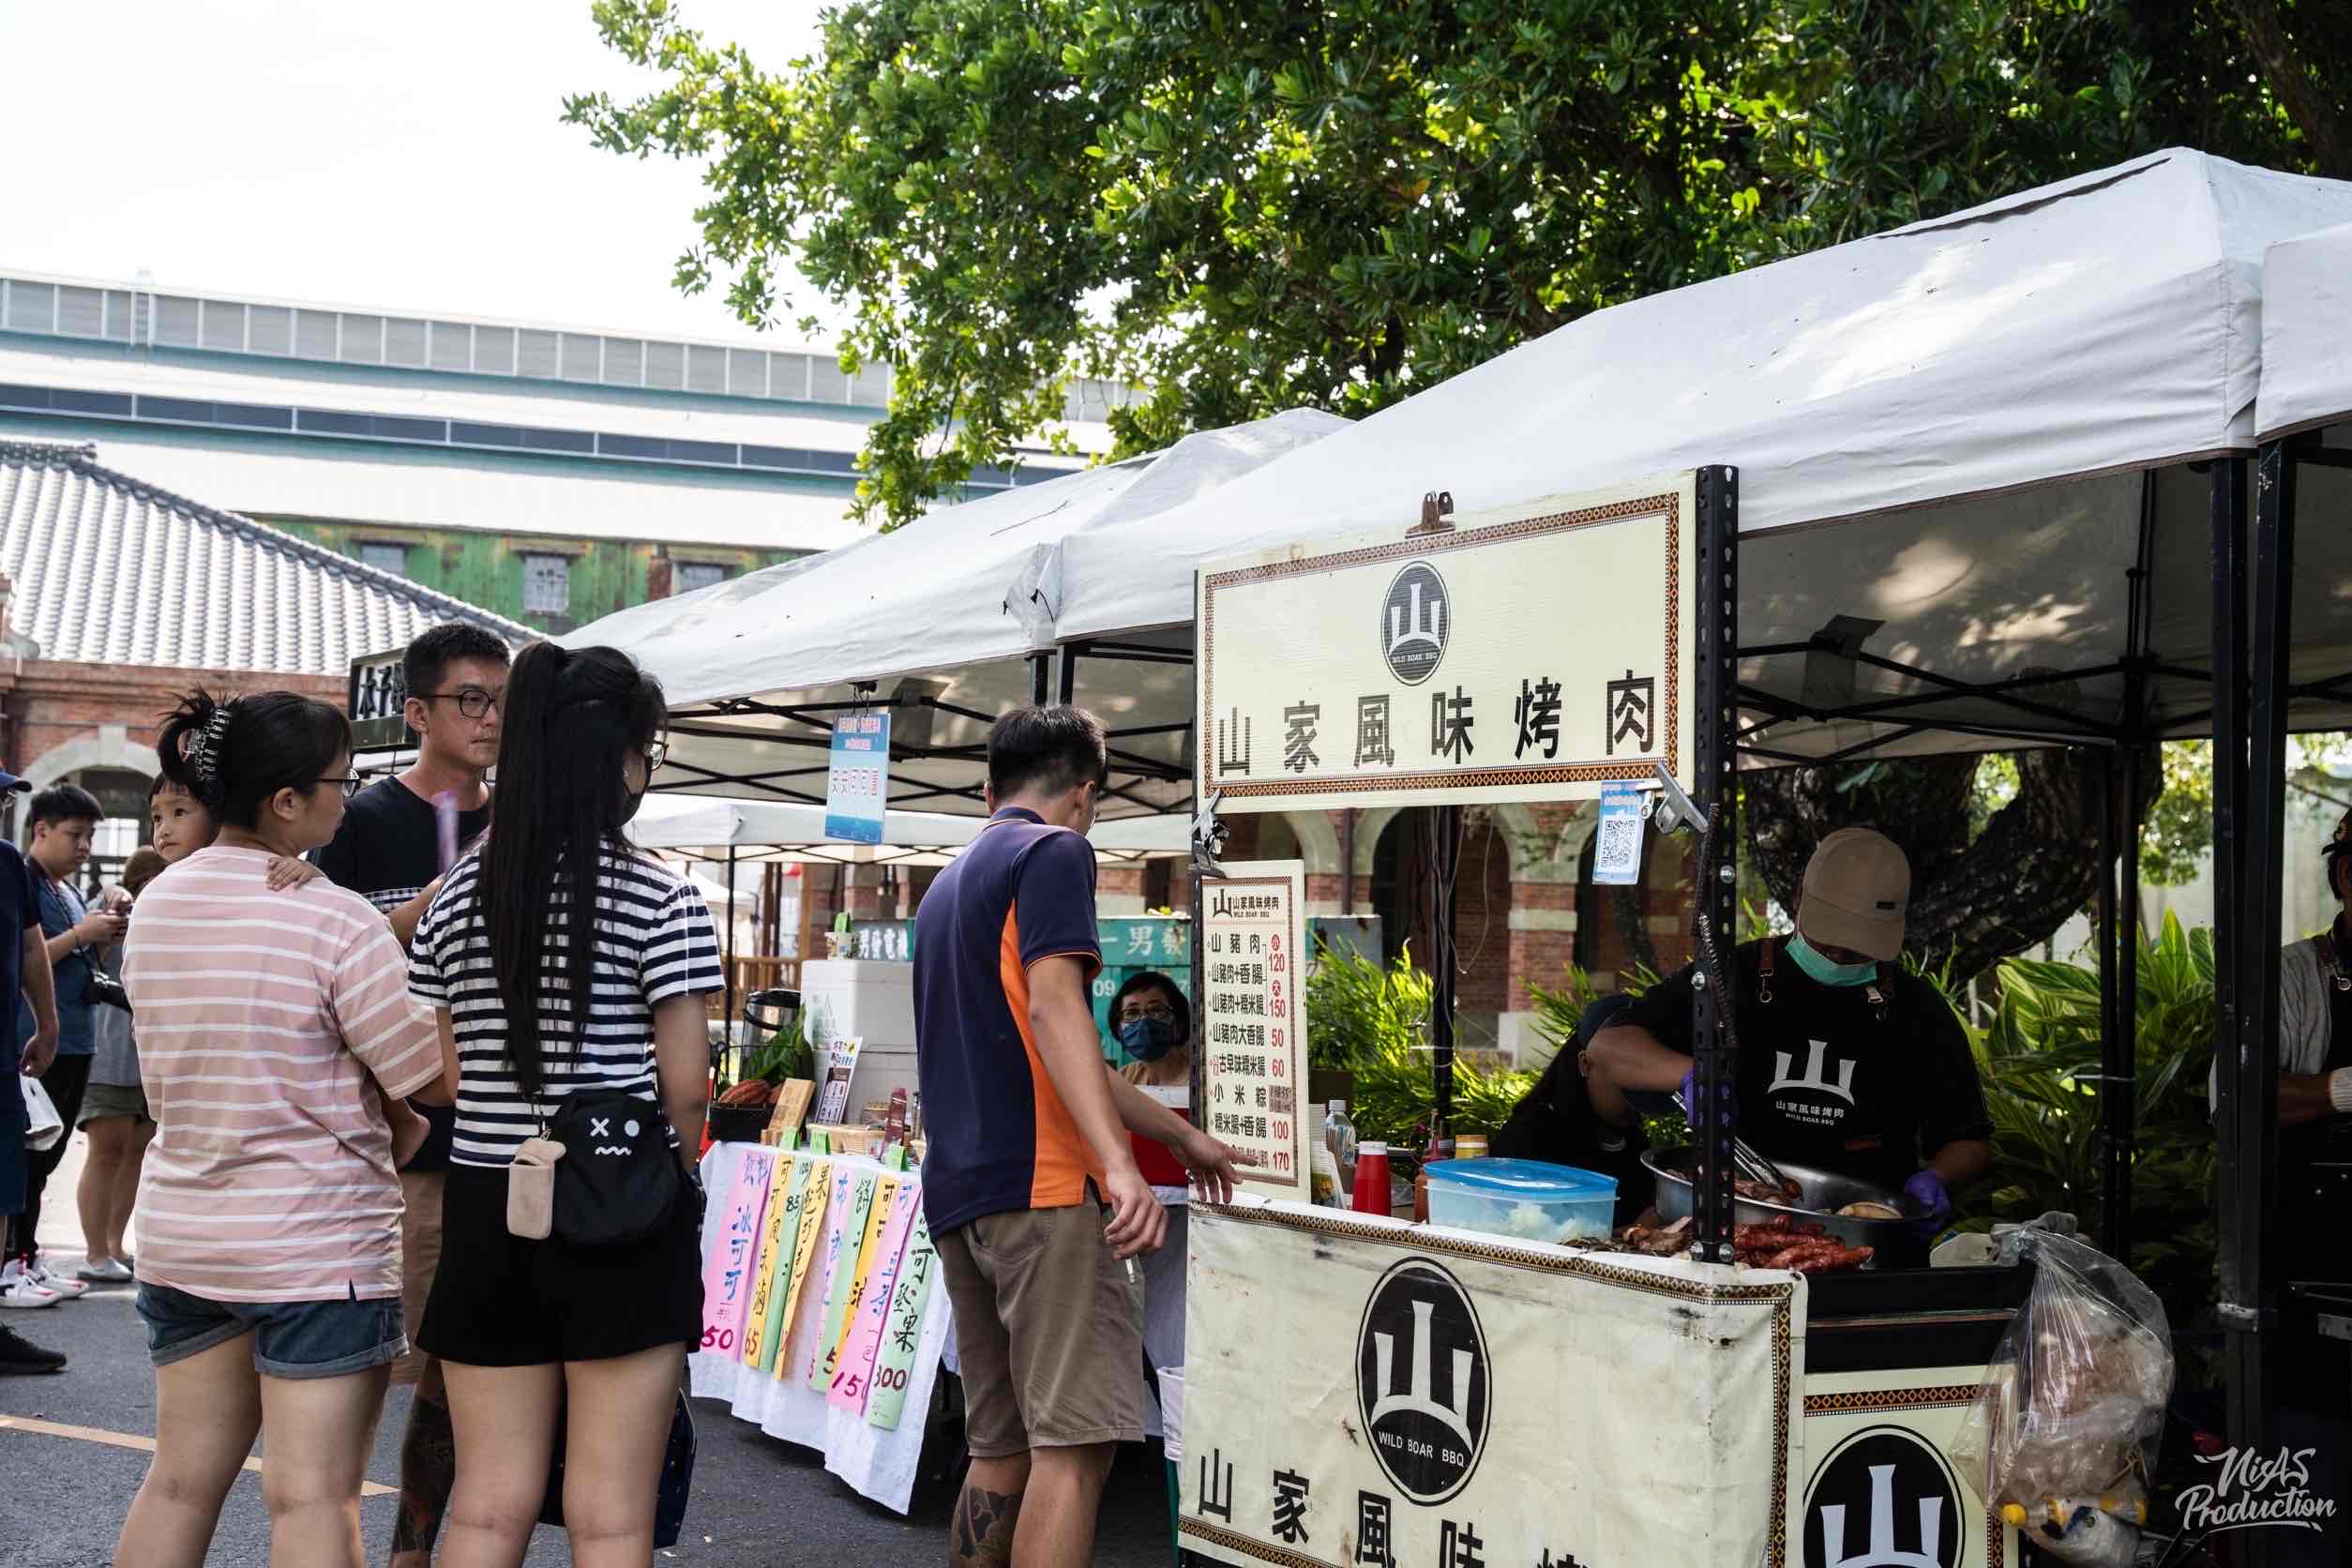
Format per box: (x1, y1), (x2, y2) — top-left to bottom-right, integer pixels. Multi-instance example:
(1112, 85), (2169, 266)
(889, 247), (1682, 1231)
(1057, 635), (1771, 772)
(0, 440), (528, 672)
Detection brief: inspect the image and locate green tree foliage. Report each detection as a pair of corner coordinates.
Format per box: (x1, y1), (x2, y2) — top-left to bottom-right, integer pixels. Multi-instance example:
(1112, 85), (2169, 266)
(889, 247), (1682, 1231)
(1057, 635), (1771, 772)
(568, 0), (2338, 524)
(1969, 912), (2220, 1338)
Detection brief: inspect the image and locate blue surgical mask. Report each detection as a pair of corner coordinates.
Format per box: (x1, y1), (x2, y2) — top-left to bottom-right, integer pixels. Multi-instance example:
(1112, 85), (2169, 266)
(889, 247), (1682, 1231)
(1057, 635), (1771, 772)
(1117, 1016), (1181, 1063)
(1788, 931), (1878, 988)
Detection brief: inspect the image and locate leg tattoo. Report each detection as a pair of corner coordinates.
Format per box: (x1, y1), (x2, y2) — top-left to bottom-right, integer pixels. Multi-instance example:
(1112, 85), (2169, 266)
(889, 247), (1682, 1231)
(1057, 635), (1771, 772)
(390, 1390), (458, 1558)
(952, 1484), (1022, 1565)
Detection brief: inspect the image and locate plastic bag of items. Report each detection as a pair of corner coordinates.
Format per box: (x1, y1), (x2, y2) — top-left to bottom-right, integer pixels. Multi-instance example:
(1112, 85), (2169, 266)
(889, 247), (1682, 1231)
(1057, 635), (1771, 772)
(1951, 1226), (2172, 1567)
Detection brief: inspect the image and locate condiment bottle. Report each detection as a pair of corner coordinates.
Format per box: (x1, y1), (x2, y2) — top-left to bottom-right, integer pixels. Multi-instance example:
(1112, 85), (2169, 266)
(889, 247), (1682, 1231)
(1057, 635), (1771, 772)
(1350, 1141), (1393, 1216)
(1325, 1099), (1358, 1196)
(1412, 1124), (1453, 1222)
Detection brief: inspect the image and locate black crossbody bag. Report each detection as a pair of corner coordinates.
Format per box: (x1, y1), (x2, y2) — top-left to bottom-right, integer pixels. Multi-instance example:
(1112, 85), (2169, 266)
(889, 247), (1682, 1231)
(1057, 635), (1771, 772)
(541, 1088), (683, 1247)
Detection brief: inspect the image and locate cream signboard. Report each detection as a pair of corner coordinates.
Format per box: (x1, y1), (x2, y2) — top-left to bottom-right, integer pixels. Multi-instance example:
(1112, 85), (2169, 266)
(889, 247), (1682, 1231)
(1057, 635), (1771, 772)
(1197, 474), (1700, 813)
(1181, 1203), (1804, 1567)
(1197, 860), (1310, 1202)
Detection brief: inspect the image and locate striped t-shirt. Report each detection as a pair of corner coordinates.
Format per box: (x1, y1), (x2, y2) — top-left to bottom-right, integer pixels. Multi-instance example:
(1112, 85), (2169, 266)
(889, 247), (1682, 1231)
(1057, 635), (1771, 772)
(122, 846), (444, 1304)
(409, 844), (722, 1168)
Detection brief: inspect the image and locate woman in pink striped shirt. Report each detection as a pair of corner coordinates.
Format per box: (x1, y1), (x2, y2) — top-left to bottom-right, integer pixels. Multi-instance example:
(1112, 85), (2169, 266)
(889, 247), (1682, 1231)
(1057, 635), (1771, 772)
(117, 691), (452, 1568)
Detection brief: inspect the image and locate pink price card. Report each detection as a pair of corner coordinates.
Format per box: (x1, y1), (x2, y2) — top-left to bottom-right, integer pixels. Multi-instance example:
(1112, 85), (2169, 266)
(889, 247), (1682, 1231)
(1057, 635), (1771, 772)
(697, 1148), (774, 1360)
(827, 1178), (922, 1412)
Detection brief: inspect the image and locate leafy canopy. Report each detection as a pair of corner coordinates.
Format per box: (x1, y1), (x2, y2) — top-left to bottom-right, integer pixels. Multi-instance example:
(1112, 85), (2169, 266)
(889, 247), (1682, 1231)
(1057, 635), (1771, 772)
(569, 0), (2324, 527)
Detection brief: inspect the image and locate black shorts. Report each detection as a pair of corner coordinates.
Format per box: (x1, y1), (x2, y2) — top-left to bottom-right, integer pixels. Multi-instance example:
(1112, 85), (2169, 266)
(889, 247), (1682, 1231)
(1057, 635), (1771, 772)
(417, 1166), (704, 1366)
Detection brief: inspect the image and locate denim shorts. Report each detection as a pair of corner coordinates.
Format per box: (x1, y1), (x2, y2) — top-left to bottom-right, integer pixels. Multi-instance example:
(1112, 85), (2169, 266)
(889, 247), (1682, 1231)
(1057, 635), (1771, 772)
(135, 1282), (406, 1380)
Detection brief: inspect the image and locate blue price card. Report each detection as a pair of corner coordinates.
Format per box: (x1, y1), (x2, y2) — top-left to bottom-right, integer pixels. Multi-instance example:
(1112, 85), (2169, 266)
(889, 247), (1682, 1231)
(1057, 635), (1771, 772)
(824, 712), (892, 844)
(1592, 781), (1646, 886)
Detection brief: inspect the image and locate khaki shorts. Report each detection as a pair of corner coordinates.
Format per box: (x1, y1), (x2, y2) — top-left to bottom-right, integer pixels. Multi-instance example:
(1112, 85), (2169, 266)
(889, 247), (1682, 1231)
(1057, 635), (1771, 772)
(390, 1170), (445, 1387)
(935, 1195), (1146, 1455)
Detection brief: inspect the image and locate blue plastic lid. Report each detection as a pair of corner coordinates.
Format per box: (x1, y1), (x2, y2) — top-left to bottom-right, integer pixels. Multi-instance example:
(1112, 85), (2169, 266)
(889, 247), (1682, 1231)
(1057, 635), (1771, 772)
(1422, 1157), (1618, 1197)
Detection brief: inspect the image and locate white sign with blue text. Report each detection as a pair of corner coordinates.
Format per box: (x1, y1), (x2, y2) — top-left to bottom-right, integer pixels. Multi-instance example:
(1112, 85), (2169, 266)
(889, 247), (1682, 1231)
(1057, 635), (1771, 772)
(824, 712), (891, 844)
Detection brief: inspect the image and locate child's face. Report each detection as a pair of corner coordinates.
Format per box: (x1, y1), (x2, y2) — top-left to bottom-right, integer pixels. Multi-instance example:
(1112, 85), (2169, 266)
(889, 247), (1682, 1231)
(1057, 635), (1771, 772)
(150, 783), (216, 864)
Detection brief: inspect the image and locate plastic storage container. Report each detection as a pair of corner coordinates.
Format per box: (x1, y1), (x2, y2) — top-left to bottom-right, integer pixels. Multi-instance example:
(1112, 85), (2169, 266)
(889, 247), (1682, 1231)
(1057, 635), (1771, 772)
(1423, 1157), (1619, 1245)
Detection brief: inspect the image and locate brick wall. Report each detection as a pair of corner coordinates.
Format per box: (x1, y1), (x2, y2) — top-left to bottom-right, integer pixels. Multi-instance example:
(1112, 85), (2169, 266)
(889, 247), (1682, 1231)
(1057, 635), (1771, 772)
(7, 657), (343, 781)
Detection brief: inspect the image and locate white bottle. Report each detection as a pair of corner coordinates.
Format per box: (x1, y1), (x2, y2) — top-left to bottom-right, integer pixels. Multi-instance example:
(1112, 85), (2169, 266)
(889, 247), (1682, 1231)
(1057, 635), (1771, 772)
(1325, 1100), (1358, 1199)
(1310, 1115), (1344, 1207)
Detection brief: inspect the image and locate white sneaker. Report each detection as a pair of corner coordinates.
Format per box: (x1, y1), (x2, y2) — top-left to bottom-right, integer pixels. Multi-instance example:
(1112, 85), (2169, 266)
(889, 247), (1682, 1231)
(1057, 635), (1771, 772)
(0, 1264), (60, 1310)
(76, 1258), (133, 1284)
(23, 1260), (86, 1301)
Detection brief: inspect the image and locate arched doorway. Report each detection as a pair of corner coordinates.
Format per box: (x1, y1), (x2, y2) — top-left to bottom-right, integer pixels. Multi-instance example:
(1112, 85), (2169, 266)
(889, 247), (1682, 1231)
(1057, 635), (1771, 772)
(69, 765), (155, 895)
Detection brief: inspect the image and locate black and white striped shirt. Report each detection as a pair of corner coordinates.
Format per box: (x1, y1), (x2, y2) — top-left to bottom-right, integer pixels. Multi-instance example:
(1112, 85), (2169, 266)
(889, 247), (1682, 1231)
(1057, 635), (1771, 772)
(410, 846), (722, 1168)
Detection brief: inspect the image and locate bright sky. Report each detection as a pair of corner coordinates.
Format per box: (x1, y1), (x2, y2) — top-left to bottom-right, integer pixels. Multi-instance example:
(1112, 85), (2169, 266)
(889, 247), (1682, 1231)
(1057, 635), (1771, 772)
(1, 0), (837, 346)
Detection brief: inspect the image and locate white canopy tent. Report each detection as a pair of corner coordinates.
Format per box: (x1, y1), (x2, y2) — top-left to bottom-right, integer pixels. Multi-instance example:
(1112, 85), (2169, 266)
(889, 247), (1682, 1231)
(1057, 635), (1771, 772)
(579, 148), (2352, 822)
(571, 410), (1347, 817)
(2257, 219), (2352, 443)
(1061, 147), (2352, 763)
(627, 792), (1189, 867)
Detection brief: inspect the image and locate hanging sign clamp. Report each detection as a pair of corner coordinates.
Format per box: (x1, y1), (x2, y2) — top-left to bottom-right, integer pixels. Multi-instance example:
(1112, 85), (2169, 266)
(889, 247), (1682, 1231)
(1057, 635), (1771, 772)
(1192, 788), (1231, 880)
(1649, 764), (1705, 837)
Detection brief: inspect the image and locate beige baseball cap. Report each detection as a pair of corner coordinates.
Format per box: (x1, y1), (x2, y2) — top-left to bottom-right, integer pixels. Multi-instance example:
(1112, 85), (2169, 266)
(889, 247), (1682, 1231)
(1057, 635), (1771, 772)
(1796, 827), (1910, 961)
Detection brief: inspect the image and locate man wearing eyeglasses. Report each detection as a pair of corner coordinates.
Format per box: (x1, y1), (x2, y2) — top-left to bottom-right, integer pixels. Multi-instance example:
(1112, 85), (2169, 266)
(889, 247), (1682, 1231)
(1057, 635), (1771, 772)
(309, 622), (508, 1568)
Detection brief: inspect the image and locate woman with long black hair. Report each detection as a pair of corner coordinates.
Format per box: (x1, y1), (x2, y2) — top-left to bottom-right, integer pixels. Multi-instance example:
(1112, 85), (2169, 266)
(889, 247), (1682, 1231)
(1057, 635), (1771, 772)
(409, 642), (719, 1568)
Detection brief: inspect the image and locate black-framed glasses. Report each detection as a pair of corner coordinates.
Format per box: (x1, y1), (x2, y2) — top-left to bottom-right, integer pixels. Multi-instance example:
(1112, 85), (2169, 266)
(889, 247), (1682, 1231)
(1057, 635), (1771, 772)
(644, 740), (670, 772)
(419, 688), (503, 719)
(317, 774), (366, 798)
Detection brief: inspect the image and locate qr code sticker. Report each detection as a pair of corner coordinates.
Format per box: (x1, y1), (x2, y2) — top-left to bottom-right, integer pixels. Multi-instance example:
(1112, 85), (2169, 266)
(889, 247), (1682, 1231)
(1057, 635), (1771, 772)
(1593, 792), (1645, 885)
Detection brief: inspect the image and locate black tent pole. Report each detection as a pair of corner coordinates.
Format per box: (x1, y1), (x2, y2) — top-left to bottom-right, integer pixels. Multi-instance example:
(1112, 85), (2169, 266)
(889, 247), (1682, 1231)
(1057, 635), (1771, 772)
(1691, 465), (1741, 1262)
(2096, 752), (2123, 1252)
(1431, 805), (1460, 1137)
(2113, 739), (2142, 1265)
(2238, 445), (2297, 1488)
(2209, 456), (2269, 1489)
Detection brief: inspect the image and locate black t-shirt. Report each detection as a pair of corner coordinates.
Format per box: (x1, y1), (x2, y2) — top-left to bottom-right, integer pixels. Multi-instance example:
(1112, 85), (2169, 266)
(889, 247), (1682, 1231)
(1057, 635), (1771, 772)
(1620, 939), (1992, 1195)
(312, 776), (490, 1172)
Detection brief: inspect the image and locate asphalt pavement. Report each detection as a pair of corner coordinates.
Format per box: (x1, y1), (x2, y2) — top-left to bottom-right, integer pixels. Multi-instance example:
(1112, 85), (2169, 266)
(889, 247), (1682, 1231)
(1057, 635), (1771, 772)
(1, 1133), (1175, 1566)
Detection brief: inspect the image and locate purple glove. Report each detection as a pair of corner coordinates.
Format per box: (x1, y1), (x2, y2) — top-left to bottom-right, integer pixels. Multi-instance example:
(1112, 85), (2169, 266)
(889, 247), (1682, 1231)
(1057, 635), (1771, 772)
(1679, 1067), (1698, 1112)
(1903, 1169), (1952, 1234)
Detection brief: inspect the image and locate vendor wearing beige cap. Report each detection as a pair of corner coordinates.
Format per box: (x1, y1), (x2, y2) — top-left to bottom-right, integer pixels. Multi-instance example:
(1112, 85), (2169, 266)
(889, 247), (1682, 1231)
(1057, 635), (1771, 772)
(1584, 827), (1992, 1234)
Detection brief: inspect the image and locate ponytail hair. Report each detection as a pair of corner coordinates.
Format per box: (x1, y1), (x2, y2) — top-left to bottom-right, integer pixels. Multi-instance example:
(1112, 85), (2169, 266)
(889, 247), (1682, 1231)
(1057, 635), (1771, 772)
(478, 641), (667, 1097)
(157, 689), (352, 830)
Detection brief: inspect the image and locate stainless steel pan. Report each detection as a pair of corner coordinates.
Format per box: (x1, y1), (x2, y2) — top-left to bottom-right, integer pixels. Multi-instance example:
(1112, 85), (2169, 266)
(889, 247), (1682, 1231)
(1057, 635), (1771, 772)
(1641, 1144), (1914, 1253)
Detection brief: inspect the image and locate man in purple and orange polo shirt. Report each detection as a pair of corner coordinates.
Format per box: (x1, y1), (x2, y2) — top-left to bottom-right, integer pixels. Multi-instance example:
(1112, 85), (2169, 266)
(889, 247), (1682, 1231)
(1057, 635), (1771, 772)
(914, 703), (1237, 1568)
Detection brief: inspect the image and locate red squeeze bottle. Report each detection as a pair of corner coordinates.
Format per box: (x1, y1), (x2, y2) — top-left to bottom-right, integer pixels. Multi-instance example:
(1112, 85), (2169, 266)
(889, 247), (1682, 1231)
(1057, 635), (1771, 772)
(1351, 1141), (1393, 1216)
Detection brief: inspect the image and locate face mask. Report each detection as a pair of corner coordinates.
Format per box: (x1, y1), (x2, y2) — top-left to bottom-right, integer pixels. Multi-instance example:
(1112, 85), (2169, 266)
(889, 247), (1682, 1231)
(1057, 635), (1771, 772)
(618, 784), (645, 825)
(1117, 1016), (1180, 1063)
(1788, 930), (1878, 988)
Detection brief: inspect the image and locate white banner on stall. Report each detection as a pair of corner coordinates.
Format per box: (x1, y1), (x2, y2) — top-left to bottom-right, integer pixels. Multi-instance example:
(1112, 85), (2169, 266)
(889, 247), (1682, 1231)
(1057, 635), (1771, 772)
(1799, 1367), (2018, 1568)
(1199, 859), (1310, 1201)
(1182, 1202), (1805, 1568)
(1197, 473), (1699, 813)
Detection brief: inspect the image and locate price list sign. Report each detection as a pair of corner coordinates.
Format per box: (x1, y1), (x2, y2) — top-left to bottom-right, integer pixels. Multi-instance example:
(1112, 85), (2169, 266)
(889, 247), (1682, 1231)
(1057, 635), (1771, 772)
(1199, 859), (1309, 1201)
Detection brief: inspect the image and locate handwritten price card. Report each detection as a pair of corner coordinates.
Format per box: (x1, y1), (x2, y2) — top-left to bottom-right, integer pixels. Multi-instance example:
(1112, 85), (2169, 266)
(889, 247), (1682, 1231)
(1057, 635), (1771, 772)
(744, 1153), (814, 1371)
(774, 1156), (833, 1380)
(1199, 859), (1310, 1199)
(698, 1146), (775, 1358)
(829, 1177), (922, 1412)
(866, 1201), (939, 1431)
(809, 1168), (881, 1390)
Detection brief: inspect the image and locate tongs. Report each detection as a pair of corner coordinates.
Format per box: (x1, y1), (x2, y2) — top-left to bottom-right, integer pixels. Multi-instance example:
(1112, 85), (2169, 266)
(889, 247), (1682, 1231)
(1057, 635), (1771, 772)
(1675, 1090), (1799, 1197)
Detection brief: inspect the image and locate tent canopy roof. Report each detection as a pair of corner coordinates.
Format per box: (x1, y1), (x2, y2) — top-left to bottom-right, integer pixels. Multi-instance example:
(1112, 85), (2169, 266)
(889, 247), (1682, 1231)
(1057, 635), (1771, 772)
(2258, 219), (2352, 442)
(628, 793), (1188, 865)
(581, 150), (2352, 815)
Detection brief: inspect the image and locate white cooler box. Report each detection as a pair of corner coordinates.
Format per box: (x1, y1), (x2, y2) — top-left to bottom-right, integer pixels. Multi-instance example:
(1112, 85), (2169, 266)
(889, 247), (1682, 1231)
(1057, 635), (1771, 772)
(798, 957), (921, 1119)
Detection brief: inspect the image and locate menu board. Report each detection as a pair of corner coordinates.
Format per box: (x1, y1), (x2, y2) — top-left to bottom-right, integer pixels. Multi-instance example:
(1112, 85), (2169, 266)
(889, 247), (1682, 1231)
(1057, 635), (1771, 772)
(1198, 859), (1309, 1200)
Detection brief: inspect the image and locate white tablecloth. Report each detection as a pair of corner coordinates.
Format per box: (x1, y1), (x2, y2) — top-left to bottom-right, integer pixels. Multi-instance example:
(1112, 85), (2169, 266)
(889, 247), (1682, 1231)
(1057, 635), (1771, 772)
(690, 1142), (955, 1515)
